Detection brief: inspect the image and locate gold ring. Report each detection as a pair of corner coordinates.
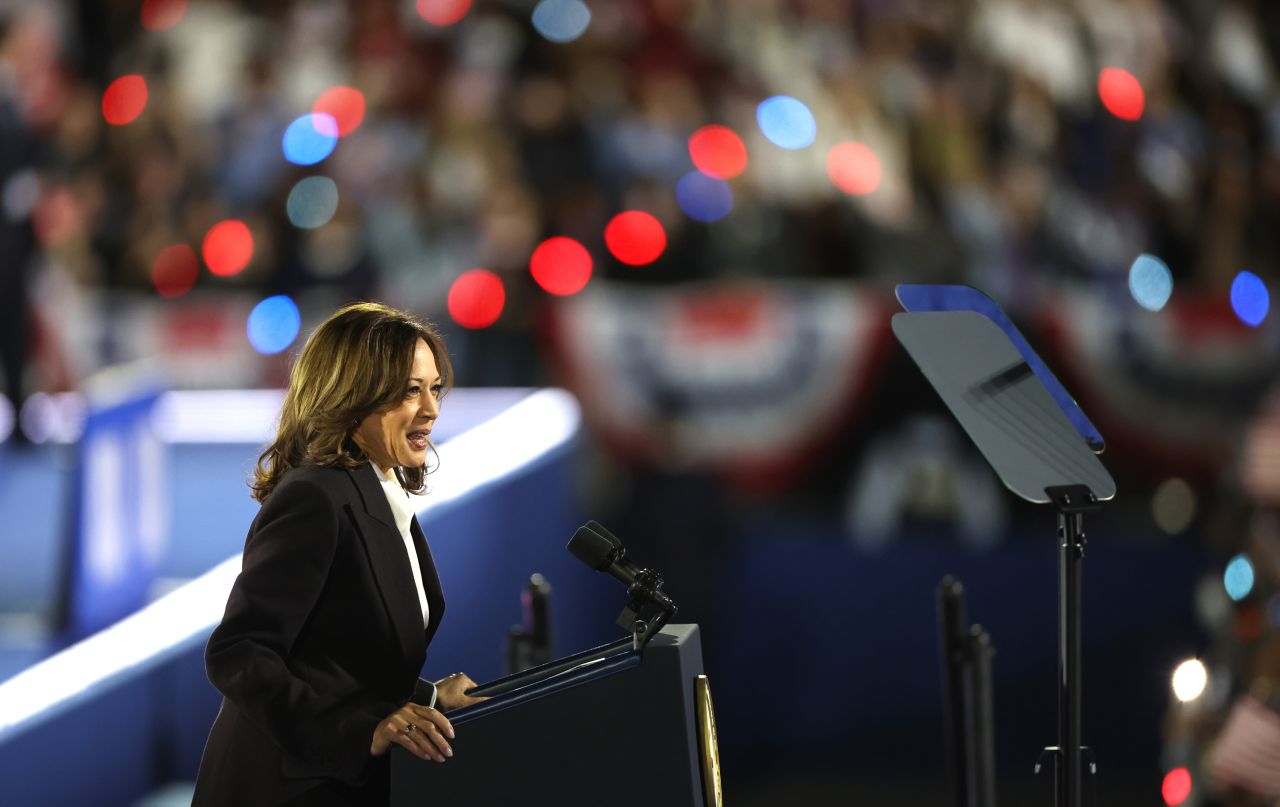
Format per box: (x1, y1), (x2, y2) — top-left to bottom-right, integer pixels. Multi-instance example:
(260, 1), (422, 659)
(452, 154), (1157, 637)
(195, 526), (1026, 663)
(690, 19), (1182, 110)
(404, 723), (417, 734)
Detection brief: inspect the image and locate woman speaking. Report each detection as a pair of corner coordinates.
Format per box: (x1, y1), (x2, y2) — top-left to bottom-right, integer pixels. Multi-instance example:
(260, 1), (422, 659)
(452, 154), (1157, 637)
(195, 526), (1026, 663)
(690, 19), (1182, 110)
(194, 302), (484, 805)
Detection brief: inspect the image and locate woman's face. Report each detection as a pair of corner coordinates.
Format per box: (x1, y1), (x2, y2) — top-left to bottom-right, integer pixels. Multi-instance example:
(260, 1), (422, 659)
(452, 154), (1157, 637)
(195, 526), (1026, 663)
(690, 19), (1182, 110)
(353, 338), (442, 471)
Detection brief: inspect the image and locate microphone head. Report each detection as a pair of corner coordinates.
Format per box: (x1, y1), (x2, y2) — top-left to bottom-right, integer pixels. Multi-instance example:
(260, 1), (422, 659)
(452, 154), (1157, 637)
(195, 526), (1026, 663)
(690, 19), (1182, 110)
(585, 519), (621, 546)
(567, 524), (621, 571)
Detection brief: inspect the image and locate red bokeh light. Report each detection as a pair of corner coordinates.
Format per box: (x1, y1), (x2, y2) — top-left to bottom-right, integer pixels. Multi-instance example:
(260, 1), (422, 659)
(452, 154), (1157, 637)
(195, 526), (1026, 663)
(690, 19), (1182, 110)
(1098, 67), (1145, 121)
(141, 0), (188, 31)
(102, 75), (148, 126)
(1161, 767), (1191, 806)
(312, 86), (366, 138)
(202, 220), (254, 277)
(448, 269), (506, 329)
(530, 237), (593, 296)
(152, 244), (199, 298)
(688, 125), (748, 180)
(827, 142), (882, 196)
(416, 0), (473, 26)
(605, 211), (667, 266)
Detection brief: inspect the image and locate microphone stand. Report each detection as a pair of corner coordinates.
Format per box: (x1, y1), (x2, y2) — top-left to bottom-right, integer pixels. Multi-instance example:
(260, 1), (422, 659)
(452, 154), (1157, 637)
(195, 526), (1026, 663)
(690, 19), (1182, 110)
(616, 567), (678, 651)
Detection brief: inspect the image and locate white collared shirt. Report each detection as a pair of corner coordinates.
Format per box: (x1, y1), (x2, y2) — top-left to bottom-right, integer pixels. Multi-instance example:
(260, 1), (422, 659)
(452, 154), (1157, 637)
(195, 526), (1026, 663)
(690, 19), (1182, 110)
(372, 463), (430, 627)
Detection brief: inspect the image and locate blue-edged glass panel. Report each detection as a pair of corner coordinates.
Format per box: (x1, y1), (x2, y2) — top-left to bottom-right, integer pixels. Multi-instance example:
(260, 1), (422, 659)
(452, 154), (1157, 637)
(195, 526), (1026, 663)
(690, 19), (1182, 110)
(896, 284), (1104, 453)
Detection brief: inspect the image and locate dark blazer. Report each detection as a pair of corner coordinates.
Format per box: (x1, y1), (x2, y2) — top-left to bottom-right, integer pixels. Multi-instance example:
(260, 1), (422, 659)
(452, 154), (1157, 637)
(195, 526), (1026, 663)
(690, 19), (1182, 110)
(193, 462), (446, 806)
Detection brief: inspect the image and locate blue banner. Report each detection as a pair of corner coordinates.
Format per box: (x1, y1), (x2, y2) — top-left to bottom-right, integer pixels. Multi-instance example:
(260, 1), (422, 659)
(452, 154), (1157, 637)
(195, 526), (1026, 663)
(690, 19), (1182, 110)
(62, 388), (168, 639)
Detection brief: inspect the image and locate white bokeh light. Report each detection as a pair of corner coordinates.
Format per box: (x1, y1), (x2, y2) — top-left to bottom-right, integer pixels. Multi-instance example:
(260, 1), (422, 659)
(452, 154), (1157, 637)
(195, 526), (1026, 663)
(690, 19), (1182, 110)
(1171, 658), (1208, 703)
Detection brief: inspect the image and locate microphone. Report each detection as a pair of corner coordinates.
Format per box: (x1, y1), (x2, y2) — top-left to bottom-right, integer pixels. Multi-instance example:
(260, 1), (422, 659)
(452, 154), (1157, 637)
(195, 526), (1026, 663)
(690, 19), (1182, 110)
(566, 521), (623, 574)
(567, 521), (676, 613)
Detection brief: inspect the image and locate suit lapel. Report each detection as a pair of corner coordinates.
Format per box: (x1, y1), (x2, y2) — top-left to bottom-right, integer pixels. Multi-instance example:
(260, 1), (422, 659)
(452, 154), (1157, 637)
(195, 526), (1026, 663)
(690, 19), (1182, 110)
(347, 463), (425, 667)
(410, 516), (446, 646)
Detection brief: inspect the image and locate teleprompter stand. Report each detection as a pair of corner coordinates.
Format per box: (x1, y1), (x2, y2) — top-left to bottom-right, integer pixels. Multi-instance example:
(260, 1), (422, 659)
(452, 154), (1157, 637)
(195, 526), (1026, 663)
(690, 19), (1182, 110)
(892, 302), (1116, 807)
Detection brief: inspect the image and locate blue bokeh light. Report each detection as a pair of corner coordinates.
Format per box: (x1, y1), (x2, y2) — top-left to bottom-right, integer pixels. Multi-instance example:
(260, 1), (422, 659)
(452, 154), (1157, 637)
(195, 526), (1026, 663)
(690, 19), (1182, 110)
(676, 171), (733, 223)
(282, 113), (339, 166)
(1224, 554), (1255, 602)
(532, 0), (591, 43)
(1128, 254), (1173, 311)
(286, 176), (340, 229)
(247, 295), (301, 355)
(757, 96), (816, 150)
(1230, 270), (1270, 327)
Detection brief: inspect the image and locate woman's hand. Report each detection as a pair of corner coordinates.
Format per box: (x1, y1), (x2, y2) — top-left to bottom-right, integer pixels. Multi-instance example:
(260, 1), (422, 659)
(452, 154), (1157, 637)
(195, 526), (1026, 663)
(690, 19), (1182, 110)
(434, 672), (487, 712)
(370, 703), (455, 762)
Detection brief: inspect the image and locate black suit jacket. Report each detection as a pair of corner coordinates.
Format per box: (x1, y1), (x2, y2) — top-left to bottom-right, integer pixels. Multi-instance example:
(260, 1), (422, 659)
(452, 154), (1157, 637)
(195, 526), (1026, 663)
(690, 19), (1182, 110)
(193, 462), (446, 806)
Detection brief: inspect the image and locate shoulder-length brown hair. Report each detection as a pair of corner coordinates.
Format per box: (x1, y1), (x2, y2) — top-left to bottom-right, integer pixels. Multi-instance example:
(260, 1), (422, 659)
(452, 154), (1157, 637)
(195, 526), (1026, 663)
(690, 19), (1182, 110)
(251, 302), (454, 502)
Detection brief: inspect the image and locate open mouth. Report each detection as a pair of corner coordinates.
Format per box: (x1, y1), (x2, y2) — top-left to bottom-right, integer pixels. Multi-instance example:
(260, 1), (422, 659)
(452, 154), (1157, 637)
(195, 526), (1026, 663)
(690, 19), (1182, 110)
(407, 431), (430, 450)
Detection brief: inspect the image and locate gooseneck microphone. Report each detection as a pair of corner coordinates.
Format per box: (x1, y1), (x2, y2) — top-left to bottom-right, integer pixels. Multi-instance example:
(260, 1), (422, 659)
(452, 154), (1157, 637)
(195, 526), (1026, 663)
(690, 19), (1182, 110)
(566, 521), (623, 573)
(566, 521), (678, 647)
(568, 521), (677, 612)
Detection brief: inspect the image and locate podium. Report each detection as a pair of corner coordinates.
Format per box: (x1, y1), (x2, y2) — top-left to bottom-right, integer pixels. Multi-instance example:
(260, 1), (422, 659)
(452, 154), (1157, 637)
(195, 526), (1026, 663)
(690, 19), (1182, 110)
(391, 623), (719, 807)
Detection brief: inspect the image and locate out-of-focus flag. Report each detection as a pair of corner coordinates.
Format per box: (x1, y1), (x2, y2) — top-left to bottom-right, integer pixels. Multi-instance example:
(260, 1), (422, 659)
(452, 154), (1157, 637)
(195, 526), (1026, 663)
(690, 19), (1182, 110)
(1210, 695), (1280, 799)
(1243, 396), (1280, 507)
(547, 282), (894, 493)
(1042, 288), (1278, 482)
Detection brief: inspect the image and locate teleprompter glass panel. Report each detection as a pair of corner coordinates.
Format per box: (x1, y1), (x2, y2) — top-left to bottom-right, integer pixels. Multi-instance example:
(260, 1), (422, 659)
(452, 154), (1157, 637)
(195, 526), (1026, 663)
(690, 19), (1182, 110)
(896, 284), (1104, 453)
(892, 310), (1115, 504)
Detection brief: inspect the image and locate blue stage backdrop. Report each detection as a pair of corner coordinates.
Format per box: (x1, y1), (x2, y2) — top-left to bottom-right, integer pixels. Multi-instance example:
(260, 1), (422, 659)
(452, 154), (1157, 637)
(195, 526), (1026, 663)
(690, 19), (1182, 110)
(62, 387), (168, 640)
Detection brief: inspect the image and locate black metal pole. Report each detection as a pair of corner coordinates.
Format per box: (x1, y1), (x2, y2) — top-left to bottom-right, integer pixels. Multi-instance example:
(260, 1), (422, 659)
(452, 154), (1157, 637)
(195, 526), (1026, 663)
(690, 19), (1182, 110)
(938, 578), (972, 807)
(970, 626), (997, 807)
(1057, 510), (1085, 807)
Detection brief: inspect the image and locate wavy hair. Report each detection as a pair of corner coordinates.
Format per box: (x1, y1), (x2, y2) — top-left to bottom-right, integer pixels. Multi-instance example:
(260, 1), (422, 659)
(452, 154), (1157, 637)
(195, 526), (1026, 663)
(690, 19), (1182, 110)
(251, 302), (453, 502)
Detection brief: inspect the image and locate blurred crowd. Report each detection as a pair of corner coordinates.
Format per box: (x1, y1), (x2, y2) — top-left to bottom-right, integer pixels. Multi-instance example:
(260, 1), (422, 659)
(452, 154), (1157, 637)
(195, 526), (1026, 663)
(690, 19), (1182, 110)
(0, 0), (1276, 388)
(2, 0), (1280, 801)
